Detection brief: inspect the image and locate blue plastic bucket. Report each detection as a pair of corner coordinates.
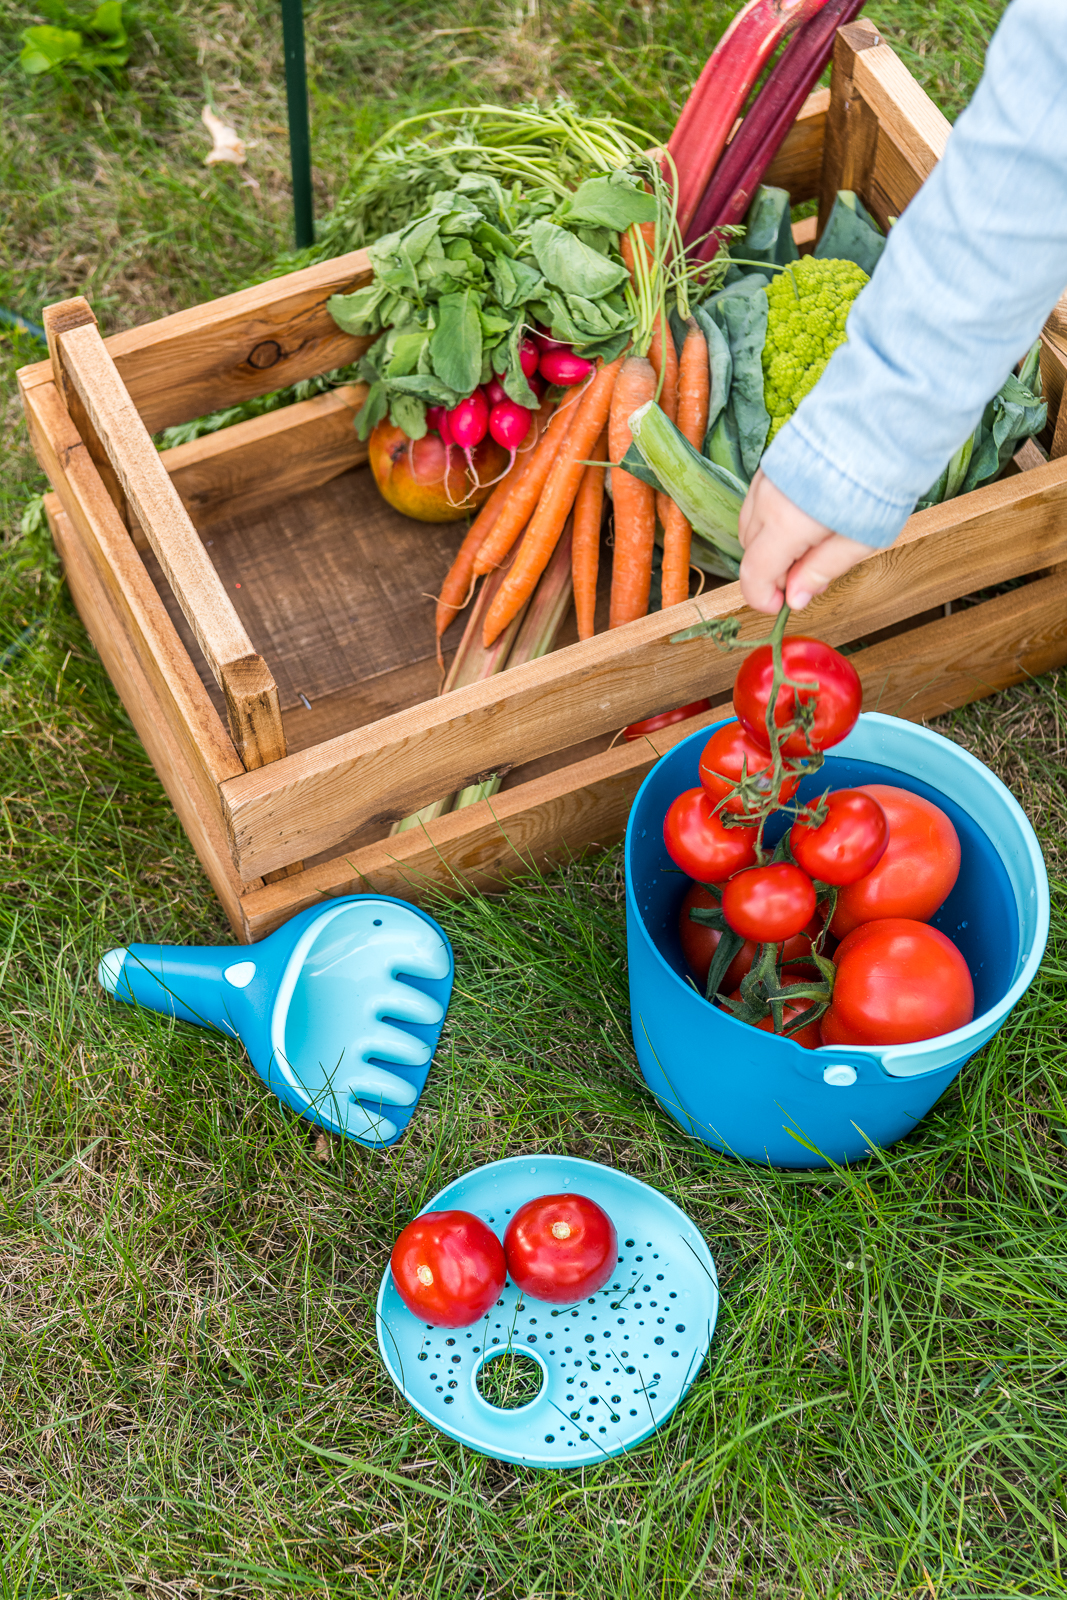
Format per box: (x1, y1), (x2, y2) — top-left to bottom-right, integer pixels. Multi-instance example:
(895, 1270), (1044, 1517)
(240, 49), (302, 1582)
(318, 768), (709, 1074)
(624, 712), (1049, 1168)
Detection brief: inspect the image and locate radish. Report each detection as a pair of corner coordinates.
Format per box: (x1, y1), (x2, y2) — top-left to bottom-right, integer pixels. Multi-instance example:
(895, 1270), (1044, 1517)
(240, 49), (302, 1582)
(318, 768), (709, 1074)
(487, 399), (533, 480)
(426, 405), (454, 446)
(519, 339), (540, 378)
(538, 348), (594, 386)
(485, 376), (508, 405)
(447, 390), (491, 491)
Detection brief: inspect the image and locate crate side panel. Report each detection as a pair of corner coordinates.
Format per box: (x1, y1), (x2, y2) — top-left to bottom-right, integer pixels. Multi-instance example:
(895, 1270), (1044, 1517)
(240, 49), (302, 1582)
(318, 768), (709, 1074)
(234, 570), (1067, 933)
(220, 454), (1067, 880)
(161, 385), (369, 529)
(761, 87), (829, 203)
(44, 496), (255, 939)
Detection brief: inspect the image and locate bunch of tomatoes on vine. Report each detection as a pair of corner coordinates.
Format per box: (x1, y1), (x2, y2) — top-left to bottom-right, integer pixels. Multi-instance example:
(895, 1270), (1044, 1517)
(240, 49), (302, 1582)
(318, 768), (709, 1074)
(664, 608), (975, 1049)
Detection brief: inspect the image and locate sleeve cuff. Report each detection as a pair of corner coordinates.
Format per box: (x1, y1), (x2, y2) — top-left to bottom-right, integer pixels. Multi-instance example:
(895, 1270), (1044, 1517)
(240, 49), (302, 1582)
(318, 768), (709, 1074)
(760, 421), (916, 550)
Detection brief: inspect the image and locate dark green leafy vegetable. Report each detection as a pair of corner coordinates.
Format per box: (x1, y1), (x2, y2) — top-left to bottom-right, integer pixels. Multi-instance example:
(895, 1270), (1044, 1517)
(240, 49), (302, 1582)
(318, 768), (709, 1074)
(814, 190), (886, 275)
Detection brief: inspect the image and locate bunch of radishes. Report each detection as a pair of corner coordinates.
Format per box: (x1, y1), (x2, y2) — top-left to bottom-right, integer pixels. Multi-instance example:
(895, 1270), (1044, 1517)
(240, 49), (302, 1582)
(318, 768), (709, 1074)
(425, 332), (594, 475)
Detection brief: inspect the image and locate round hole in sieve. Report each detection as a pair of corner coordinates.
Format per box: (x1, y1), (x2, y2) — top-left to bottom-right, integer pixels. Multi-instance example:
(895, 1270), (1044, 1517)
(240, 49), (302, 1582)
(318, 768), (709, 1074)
(471, 1346), (549, 1413)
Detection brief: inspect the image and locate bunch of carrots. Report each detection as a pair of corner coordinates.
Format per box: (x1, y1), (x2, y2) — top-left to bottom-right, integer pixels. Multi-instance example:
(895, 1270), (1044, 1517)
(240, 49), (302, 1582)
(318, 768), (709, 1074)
(434, 234), (710, 656)
(431, 0), (866, 670)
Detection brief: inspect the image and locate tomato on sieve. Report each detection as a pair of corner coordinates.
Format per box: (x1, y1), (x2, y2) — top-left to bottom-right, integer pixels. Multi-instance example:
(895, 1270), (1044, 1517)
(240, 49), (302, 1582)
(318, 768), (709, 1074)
(790, 789), (889, 886)
(504, 1193), (618, 1305)
(698, 722), (801, 814)
(722, 862), (817, 943)
(733, 637), (861, 756)
(820, 918), (974, 1046)
(830, 785), (961, 937)
(390, 1210), (506, 1328)
(663, 789), (759, 882)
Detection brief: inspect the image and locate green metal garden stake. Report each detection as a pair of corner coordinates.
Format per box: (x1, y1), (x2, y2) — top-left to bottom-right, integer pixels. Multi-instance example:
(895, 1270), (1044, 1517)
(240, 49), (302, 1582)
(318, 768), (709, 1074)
(280, 0), (313, 249)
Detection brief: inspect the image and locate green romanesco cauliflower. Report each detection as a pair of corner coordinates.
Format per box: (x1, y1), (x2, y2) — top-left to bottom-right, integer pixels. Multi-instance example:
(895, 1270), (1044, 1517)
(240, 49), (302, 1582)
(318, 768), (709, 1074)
(762, 255), (869, 441)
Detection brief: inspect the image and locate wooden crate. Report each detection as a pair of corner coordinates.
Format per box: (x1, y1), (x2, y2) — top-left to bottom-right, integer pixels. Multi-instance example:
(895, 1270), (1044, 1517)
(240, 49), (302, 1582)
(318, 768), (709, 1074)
(19, 19), (1067, 944)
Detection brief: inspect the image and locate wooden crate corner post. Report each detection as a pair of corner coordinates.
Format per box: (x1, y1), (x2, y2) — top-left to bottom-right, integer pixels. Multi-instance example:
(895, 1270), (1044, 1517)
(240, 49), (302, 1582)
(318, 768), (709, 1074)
(42, 295), (303, 881)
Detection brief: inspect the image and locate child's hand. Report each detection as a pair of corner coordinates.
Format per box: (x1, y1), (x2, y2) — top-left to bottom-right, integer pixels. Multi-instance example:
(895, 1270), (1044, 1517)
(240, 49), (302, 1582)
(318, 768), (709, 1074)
(738, 468), (872, 614)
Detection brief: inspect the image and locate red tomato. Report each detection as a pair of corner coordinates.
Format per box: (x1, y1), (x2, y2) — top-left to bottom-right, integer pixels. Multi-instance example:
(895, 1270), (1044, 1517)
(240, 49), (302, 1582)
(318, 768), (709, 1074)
(664, 789), (759, 882)
(698, 722), (801, 814)
(623, 700), (711, 741)
(820, 918), (974, 1046)
(722, 989), (822, 1049)
(390, 1210), (505, 1328)
(790, 789), (889, 886)
(733, 637), (862, 756)
(679, 884), (824, 990)
(504, 1193), (618, 1305)
(831, 785), (961, 938)
(722, 862), (817, 942)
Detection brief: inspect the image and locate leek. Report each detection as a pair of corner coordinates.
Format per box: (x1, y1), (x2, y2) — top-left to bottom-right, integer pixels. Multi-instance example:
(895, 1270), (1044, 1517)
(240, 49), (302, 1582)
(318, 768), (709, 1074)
(627, 400), (745, 576)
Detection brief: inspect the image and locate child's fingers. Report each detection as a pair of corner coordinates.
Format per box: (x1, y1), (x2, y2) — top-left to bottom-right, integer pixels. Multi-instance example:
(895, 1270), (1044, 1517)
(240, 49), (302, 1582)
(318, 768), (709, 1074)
(784, 533), (873, 610)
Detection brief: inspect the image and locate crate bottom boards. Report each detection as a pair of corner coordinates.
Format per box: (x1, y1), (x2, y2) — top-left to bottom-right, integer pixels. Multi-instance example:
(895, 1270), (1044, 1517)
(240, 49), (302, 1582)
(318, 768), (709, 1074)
(45, 465), (1067, 944)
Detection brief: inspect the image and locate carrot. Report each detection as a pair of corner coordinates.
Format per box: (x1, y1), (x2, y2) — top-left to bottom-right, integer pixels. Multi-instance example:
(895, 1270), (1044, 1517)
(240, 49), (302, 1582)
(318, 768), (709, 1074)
(660, 317), (710, 609)
(608, 355), (658, 629)
(472, 384), (588, 578)
(649, 311), (680, 537)
(435, 398), (552, 641)
(482, 357), (624, 647)
(572, 428), (608, 641)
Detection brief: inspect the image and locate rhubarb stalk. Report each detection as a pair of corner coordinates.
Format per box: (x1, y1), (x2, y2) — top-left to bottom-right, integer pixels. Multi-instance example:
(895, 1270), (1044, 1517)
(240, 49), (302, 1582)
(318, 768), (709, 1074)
(686, 0), (868, 257)
(667, 0), (832, 240)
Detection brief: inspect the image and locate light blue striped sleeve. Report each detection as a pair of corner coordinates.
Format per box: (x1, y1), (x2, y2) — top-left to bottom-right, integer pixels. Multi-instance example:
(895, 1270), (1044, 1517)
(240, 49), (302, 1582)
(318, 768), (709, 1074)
(760, 0), (1067, 548)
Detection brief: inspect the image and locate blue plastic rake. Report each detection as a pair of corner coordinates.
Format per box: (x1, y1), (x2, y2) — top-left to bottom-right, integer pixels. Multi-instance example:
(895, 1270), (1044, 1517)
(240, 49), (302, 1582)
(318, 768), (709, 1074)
(98, 895), (454, 1147)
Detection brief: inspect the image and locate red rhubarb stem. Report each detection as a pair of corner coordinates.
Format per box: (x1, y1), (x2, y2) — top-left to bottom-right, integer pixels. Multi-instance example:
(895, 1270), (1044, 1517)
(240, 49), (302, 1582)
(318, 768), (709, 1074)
(687, 0), (868, 258)
(667, 0), (832, 239)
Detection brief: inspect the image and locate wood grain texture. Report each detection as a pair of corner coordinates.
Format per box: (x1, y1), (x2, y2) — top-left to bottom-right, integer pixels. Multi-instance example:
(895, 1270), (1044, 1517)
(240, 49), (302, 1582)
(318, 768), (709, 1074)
(160, 385), (369, 530)
(18, 251), (374, 436)
(233, 568), (1067, 935)
(55, 320), (258, 682)
(856, 567), (1067, 719)
(21, 376), (244, 826)
(156, 465), (470, 714)
(218, 452), (1067, 880)
(54, 318), (290, 772)
(852, 38), (951, 181)
(44, 299), (129, 528)
(762, 87), (830, 203)
(864, 122), (924, 228)
(42, 494), (257, 939)
(1042, 329), (1067, 458)
(818, 20), (884, 236)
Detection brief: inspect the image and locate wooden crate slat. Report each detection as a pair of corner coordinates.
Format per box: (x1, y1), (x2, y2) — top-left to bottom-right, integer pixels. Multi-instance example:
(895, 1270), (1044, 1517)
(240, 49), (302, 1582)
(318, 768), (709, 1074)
(18, 251), (375, 436)
(219, 453), (1067, 881)
(43, 494), (257, 935)
(234, 569), (1067, 936)
(52, 314), (291, 771)
(818, 20), (883, 235)
(761, 87), (829, 203)
(855, 568), (1067, 720)
(852, 39), (951, 181)
(43, 299), (129, 529)
(160, 384), (368, 529)
(21, 378), (245, 827)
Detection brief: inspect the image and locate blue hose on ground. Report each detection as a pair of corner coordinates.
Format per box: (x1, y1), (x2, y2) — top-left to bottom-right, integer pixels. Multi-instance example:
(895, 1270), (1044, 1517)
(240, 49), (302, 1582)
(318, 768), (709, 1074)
(0, 306), (47, 343)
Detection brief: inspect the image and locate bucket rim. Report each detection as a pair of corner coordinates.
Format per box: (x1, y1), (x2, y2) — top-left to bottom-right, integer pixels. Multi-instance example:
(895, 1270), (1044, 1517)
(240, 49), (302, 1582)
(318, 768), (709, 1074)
(624, 710), (1050, 1078)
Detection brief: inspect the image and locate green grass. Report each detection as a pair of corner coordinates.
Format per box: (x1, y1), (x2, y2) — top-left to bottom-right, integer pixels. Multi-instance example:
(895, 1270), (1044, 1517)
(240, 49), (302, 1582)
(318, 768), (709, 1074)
(4, 0), (1067, 1594)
